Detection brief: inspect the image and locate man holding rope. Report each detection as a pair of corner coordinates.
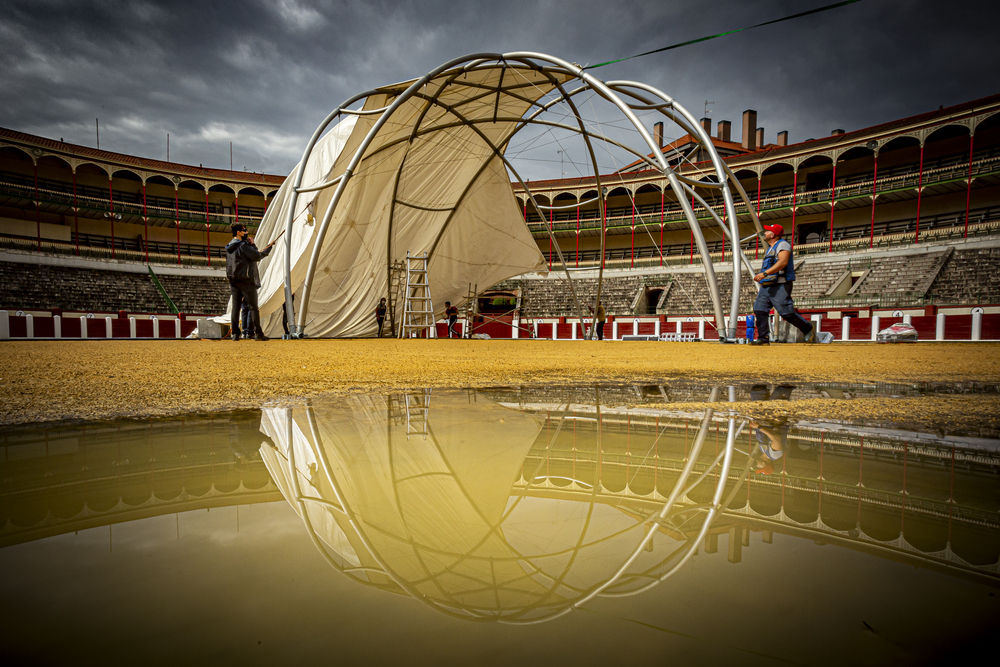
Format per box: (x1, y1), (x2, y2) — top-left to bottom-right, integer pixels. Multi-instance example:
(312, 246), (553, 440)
(750, 224), (815, 345)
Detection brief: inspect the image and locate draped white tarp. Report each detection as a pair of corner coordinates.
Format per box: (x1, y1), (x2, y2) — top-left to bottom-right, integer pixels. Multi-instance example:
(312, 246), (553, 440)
(247, 65), (561, 338)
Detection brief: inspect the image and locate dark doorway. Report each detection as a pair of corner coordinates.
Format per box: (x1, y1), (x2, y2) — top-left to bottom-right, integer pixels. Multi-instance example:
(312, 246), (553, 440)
(646, 288), (664, 314)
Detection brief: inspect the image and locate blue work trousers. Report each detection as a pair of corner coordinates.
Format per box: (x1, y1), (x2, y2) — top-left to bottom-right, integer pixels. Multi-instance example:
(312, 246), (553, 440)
(753, 282), (811, 341)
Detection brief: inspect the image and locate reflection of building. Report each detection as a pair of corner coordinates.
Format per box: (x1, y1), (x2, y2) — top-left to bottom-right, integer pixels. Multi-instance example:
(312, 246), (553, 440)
(262, 388), (1000, 624)
(0, 414), (281, 548)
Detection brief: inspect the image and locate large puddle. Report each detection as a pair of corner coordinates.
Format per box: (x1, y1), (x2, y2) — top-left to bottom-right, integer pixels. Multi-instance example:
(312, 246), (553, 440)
(2, 385), (999, 665)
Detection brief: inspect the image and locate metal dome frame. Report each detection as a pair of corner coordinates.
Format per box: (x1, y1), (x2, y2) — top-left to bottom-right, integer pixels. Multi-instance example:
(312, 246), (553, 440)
(282, 52), (765, 341)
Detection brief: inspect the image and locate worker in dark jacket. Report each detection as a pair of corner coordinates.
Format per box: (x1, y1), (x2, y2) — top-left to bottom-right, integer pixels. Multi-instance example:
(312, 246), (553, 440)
(226, 223), (276, 341)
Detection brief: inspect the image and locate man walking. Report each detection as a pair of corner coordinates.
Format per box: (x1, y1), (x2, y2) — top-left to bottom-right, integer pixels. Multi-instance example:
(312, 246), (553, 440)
(226, 223), (276, 341)
(445, 302), (459, 338)
(750, 224), (815, 345)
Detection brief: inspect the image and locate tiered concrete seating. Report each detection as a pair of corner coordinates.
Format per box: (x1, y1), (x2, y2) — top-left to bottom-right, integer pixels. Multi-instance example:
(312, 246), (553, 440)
(518, 276), (645, 316)
(928, 247), (1000, 304)
(156, 274), (230, 315)
(850, 248), (951, 296)
(0, 262), (168, 312)
(660, 271), (758, 315)
(792, 258), (853, 299)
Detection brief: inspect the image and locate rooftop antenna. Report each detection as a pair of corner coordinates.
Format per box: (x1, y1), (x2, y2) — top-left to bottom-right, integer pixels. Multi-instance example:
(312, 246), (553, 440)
(96, 118), (100, 149)
(557, 149), (565, 178)
(230, 142), (233, 171)
(167, 133), (170, 162)
(704, 100), (714, 118)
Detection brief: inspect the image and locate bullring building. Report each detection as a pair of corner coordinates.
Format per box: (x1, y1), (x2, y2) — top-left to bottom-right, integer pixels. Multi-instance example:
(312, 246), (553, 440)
(1, 93), (998, 340)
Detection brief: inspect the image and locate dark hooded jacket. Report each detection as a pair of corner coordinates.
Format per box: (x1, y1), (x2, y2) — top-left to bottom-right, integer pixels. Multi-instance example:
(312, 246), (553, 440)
(226, 237), (272, 283)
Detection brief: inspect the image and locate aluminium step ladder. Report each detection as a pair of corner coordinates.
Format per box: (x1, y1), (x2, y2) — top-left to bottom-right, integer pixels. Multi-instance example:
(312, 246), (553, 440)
(399, 251), (436, 339)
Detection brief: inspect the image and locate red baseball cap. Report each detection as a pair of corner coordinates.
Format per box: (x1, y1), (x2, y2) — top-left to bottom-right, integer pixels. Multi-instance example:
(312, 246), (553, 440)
(763, 224), (784, 237)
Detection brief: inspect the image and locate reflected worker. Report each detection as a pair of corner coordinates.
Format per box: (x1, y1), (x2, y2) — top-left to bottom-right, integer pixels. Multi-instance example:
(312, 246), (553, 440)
(226, 222), (276, 341)
(750, 224), (815, 345)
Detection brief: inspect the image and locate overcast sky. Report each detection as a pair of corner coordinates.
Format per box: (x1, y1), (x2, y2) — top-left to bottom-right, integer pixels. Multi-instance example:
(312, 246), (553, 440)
(1, 0), (996, 179)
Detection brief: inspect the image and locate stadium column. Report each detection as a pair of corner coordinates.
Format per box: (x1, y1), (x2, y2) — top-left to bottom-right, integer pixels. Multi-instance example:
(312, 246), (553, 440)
(914, 141), (925, 244)
(630, 192), (635, 268)
(72, 167), (79, 255)
(33, 160), (40, 251)
(755, 174), (761, 258)
(964, 131), (975, 238)
(142, 180), (149, 263)
(869, 149), (879, 248)
(548, 208), (553, 270)
(689, 195), (695, 264)
(575, 202), (580, 268)
(790, 166), (798, 246)
(109, 174), (115, 260)
(659, 188), (664, 266)
(828, 158), (837, 253)
(175, 186), (181, 265)
(204, 190), (211, 268)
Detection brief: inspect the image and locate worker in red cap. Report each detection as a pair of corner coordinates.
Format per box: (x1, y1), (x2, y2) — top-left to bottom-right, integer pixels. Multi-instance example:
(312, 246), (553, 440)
(750, 224), (816, 345)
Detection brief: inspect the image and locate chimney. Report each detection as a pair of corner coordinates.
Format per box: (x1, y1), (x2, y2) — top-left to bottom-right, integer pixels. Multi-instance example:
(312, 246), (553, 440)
(741, 109), (757, 151)
(653, 121), (664, 147)
(717, 120), (731, 143)
(831, 128), (845, 136)
(756, 127), (764, 148)
(700, 117), (712, 136)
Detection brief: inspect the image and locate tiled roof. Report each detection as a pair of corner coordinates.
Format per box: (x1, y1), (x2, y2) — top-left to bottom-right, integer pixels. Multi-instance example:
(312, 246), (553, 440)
(0, 127), (286, 188)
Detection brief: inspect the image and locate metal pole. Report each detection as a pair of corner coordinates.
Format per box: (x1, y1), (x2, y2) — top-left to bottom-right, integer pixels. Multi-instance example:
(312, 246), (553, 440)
(828, 159), (837, 252)
(630, 194), (635, 268)
(142, 181), (148, 263)
(72, 169), (79, 256)
(964, 132), (974, 238)
(576, 202), (580, 267)
(109, 176), (115, 260)
(175, 187), (181, 265)
(755, 175), (761, 258)
(869, 151), (878, 248)
(914, 143), (924, 243)
(33, 162), (40, 251)
(790, 168), (798, 246)
(670, 173), (726, 336)
(204, 190), (211, 267)
(659, 188), (664, 266)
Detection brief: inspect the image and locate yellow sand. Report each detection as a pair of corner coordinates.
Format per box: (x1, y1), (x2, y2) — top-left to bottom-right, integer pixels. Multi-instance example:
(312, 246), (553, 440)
(1, 339), (999, 426)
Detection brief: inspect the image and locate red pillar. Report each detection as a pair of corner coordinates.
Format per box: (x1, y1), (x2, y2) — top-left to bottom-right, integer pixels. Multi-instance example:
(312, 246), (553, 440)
(914, 143), (925, 244)
(33, 162), (41, 251)
(142, 182), (149, 263)
(108, 177), (115, 260)
(575, 203), (580, 268)
(964, 133), (975, 238)
(601, 195), (606, 271)
(790, 168), (798, 246)
(548, 208), (553, 269)
(204, 190), (211, 267)
(659, 189), (664, 266)
(755, 175), (761, 258)
(175, 188), (181, 265)
(828, 160), (837, 252)
(72, 169), (79, 256)
(689, 195), (695, 264)
(235, 193), (239, 225)
(629, 196), (635, 268)
(869, 152), (879, 248)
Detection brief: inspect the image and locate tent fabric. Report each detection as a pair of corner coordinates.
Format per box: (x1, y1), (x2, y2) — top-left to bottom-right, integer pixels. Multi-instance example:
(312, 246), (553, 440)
(249, 65), (560, 338)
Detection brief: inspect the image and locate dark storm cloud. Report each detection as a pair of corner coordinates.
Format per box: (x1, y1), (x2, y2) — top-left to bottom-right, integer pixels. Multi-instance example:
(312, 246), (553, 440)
(0, 0), (996, 176)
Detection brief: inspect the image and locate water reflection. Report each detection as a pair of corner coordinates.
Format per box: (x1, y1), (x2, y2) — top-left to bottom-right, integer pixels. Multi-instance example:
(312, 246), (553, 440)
(260, 387), (1000, 623)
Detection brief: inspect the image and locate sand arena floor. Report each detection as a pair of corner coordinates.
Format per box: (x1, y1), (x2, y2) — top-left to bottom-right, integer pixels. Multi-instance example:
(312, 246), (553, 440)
(2, 339), (999, 428)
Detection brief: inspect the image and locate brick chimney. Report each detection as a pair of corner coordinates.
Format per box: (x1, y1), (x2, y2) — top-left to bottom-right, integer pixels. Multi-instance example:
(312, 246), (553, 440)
(716, 120), (731, 143)
(653, 121), (664, 147)
(700, 117), (711, 136)
(756, 127), (764, 148)
(742, 109), (757, 151)
(831, 128), (845, 136)
(777, 130), (788, 147)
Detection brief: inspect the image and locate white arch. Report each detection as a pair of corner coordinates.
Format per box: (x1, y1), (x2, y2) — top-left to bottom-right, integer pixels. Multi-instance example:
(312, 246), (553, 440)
(279, 52), (752, 341)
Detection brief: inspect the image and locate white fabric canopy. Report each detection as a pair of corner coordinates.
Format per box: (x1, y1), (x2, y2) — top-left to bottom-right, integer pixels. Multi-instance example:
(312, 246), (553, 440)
(249, 65), (562, 338)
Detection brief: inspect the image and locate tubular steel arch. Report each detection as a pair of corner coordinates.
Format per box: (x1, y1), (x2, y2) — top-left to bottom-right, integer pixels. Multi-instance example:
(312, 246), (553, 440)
(284, 52), (762, 341)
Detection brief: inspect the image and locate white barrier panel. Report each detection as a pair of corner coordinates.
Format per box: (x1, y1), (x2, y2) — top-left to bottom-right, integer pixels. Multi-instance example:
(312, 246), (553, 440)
(0, 311), (8, 339)
(552, 322), (558, 340)
(54, 315), (61, 339)
(870, 315), (880, 341)
(698, 321), (706, 339)
(80, 316), (88, 339)
(632, 319), (639, 336)
(571, 322), (577, 340)
(152, 317), (159, 339)
(26, 314), (34, 339)
(972, 312), (982, 341)
(903, 314), (912, 325)
(105, 317), (113, 339)
(175, 319), (181, 338)
(612, 321), (619, 340)
(129, 317), (137, 338)
(533, 322), (539, 339)
(842, 317), (850, 341)
(936, 313), (946, 341)
(654, 320), (661, 337)
(512, 319), (519, 339)
(676, 321), (682, 334)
